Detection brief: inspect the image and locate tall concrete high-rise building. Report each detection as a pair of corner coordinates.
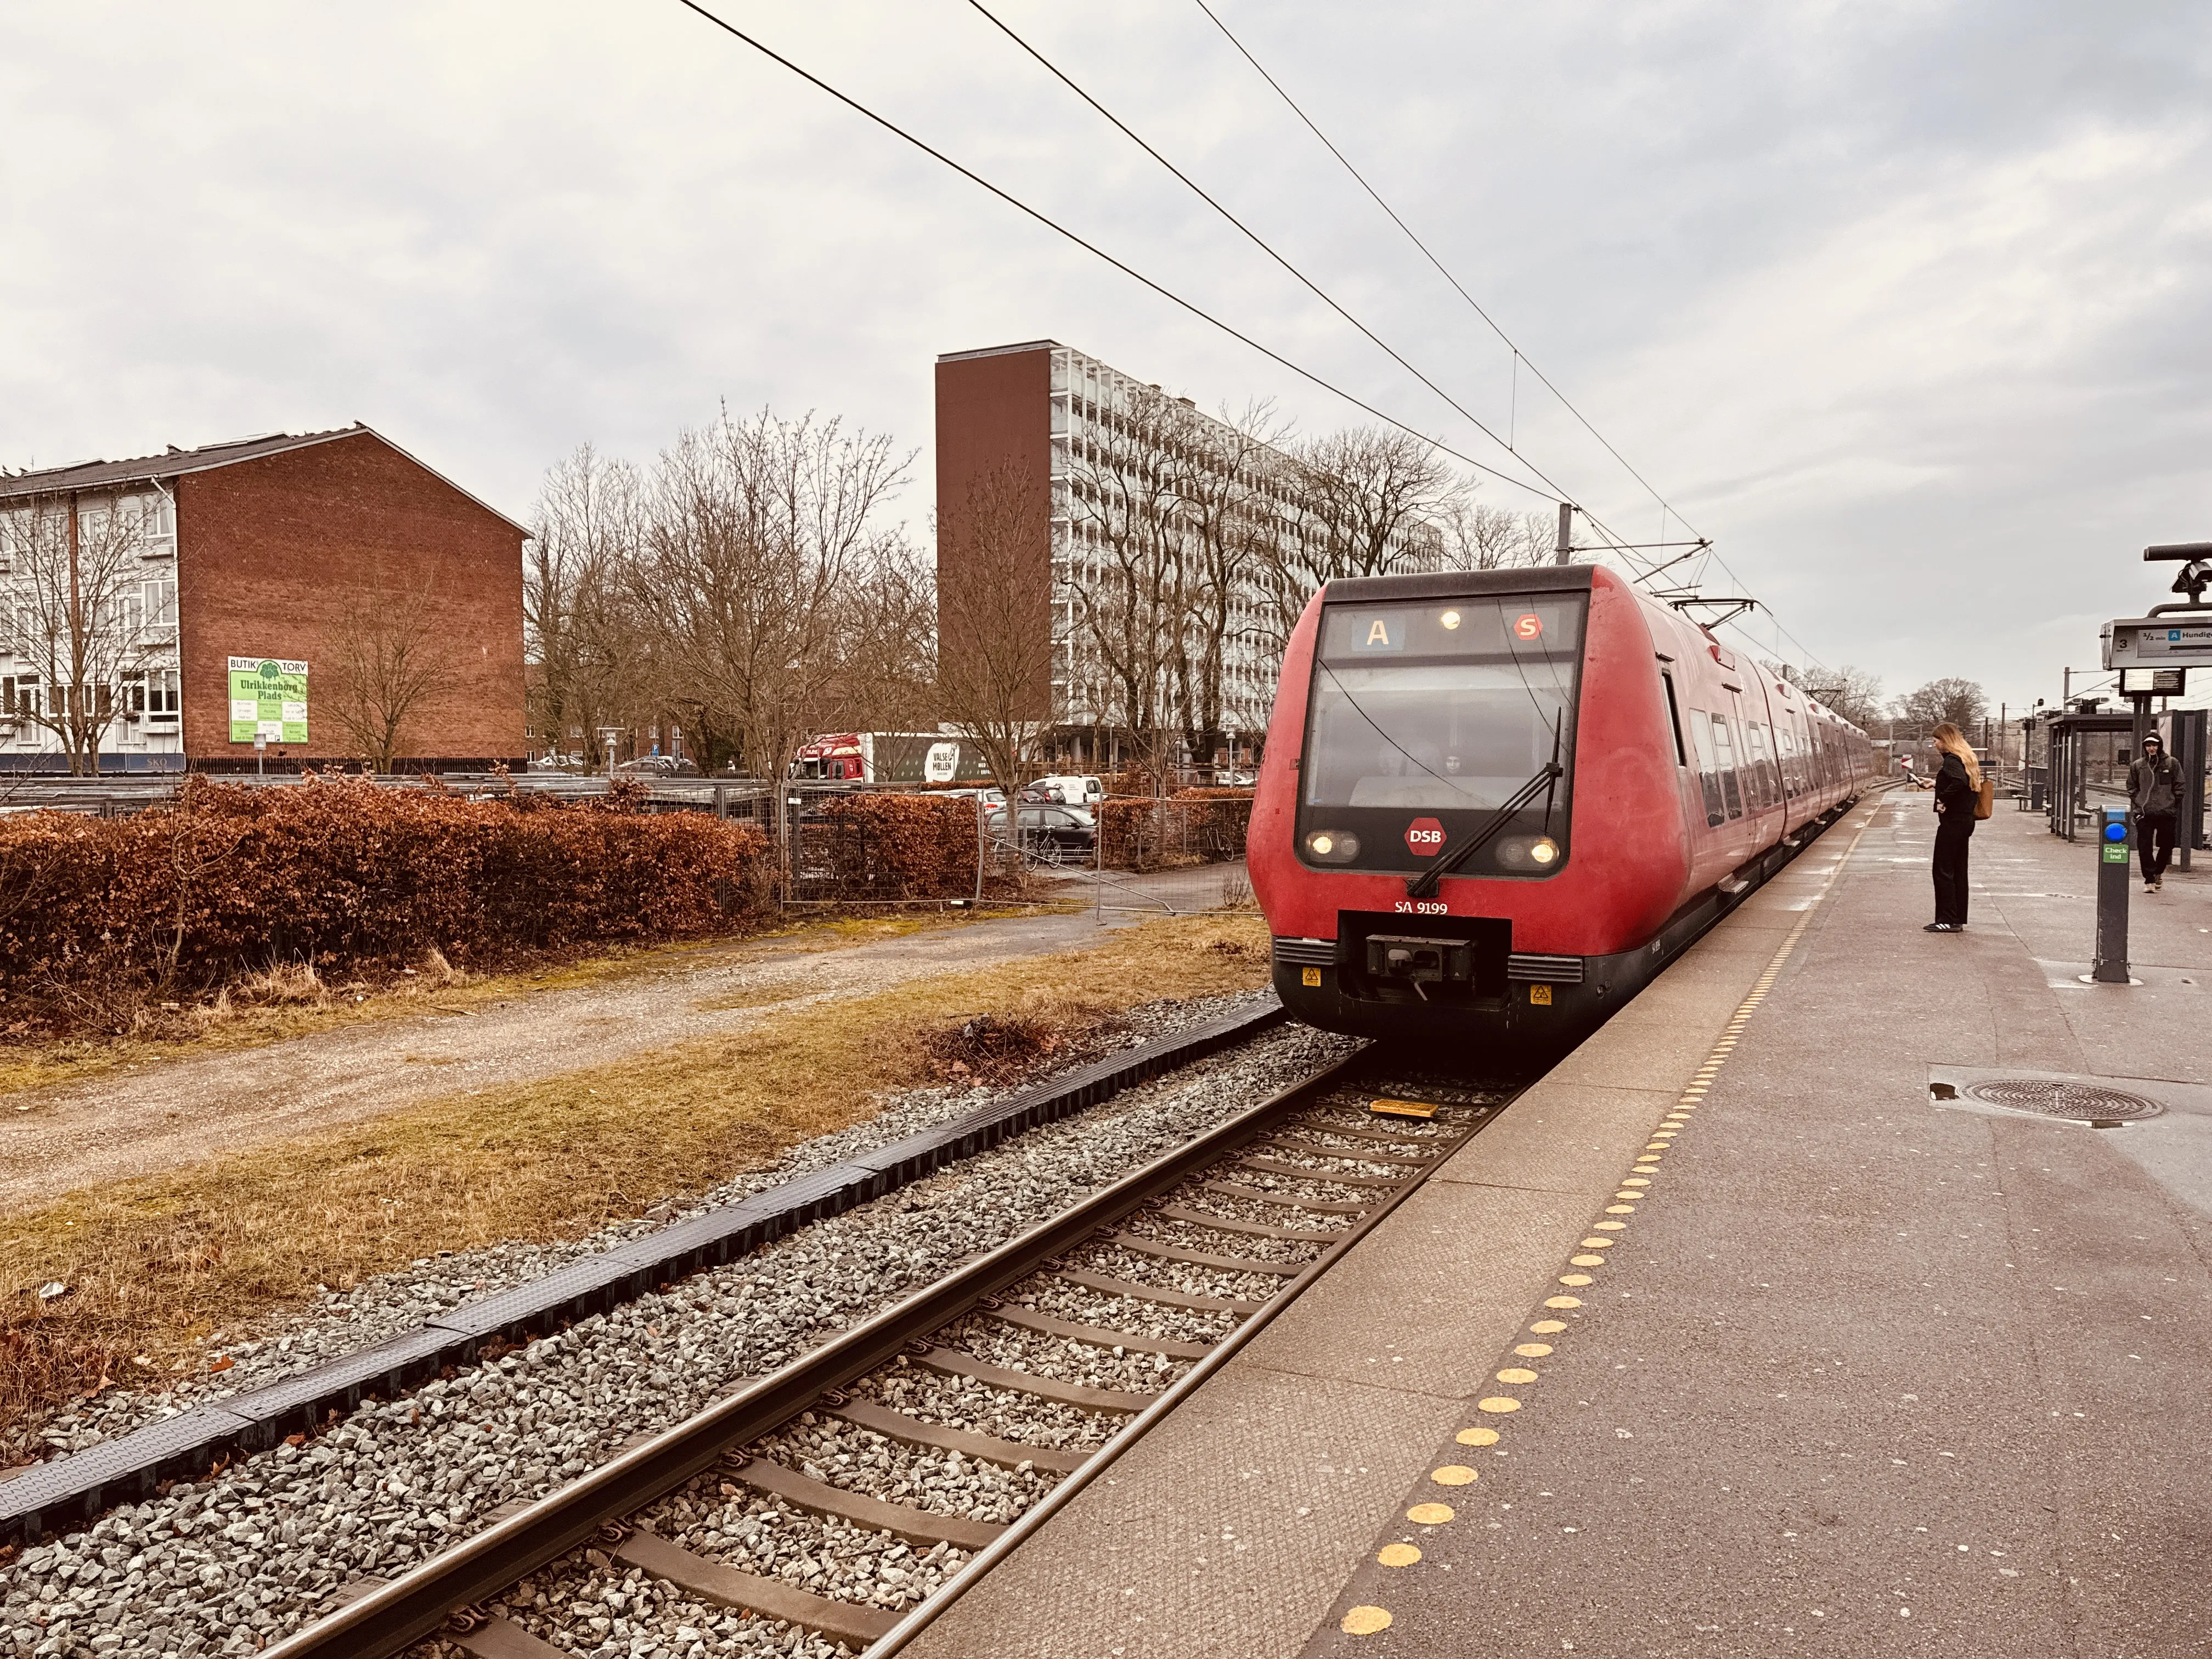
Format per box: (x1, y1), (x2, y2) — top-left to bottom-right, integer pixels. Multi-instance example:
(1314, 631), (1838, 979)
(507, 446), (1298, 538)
(935, 339), (1442, 774)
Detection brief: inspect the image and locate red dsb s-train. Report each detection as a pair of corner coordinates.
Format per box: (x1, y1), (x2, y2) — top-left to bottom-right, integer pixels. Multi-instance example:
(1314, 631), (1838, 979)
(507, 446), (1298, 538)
(1251, 565), (1877, 1053)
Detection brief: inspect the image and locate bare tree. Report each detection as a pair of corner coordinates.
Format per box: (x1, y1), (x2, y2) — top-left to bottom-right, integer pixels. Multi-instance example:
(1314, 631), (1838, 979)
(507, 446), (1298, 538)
(527, 445), (647, 768)
(1895, 676), (1987, 732)
(1292, 426), (1457, 578)
(936, 461), (1053, 794)
(1168, 400), (1290, 770)
(323, 573), (455, 772)
(628, 407), (913, 799)
(1441, 500), (1555, 570)
(2, 492), (163, 774)
(1252, 425), (1451, 662)
(1067, 385), (1196, 788)
(1770, 661), (1884, 730)
(829, 532), (938, 738)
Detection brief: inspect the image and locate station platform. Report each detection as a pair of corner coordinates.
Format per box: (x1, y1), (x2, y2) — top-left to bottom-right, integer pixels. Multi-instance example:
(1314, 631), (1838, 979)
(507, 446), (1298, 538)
(905, 790), (2212, 1658)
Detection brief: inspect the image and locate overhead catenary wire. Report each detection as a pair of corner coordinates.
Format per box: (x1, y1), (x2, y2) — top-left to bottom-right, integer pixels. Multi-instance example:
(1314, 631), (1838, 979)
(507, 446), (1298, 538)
(962, 0), (1575, 510)
(1188, 0), (1834, 670)
(667, 0), (1556, 504)
(1188, 0), (1701, 540)
(667, 1), (1818, 671)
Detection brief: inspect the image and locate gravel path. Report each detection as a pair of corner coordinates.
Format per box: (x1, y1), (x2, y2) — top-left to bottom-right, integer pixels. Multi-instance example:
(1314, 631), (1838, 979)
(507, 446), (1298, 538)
(0, 908), (1146, 1213)
(0, 1018), (1353, 1658)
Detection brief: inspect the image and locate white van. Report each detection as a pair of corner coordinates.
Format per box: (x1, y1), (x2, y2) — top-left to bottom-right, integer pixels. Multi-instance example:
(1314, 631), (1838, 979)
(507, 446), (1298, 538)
(1023, 774), (1104, 805)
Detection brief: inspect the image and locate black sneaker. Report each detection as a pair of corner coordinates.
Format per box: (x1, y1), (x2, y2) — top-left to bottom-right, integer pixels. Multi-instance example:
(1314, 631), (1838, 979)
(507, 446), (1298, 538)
(1924, 922), (1960, 932)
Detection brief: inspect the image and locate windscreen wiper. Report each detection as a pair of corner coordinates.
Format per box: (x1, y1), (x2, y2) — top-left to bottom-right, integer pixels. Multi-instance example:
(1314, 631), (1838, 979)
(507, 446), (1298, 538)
(1403, 763), (1561, 898)
(1404, 714), (1565, 900)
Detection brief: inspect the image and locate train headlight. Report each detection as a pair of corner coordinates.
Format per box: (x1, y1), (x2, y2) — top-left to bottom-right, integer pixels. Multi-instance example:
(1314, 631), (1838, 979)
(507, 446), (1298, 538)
(1306, 831), (1359, 863)
(1440, 609), (1462, 630)
(1496, 835), (1564, 871)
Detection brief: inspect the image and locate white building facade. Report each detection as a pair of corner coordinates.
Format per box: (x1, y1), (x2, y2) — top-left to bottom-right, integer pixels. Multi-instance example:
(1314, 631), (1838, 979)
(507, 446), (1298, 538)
(0, 486), (183, 771)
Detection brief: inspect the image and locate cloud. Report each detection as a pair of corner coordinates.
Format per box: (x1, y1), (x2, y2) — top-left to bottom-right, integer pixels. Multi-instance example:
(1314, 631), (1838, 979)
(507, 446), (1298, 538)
(2, 0), (2207, 714)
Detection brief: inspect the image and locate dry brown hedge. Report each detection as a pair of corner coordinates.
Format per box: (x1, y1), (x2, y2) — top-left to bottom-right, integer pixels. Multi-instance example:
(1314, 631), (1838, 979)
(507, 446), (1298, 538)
(1099, 789), (1253, 871)
(0, 774), (772, 1034)
(810, 793), (983, 898)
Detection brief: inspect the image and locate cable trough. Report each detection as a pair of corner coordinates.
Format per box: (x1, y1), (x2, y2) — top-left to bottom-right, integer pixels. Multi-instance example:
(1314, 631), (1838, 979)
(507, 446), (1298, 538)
(258, 1059), (1507, 1658)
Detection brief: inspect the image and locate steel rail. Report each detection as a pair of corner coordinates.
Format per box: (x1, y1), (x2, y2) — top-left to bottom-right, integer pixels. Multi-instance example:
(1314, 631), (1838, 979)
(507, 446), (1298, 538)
(260, 1046), (1387, 1658)
(861, 1075), (1509, 1654)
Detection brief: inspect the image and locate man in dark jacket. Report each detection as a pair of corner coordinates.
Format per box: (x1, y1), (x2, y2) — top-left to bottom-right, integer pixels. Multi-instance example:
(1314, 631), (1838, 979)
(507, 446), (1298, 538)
(2129, 734), (2182, 892)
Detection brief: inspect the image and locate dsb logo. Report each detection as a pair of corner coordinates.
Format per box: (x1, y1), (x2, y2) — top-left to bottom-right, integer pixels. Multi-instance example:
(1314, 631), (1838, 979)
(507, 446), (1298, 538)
(1404, 816), (1446, 855)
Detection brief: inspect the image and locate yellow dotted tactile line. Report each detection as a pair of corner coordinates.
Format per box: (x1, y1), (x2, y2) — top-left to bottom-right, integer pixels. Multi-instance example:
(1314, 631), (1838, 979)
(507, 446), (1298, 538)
(1338, 805), (1880, 1640)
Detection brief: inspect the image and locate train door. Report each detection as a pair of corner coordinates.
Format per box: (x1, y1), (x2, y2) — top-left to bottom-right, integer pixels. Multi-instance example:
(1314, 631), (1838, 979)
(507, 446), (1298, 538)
(1658, 665), (1701, 847)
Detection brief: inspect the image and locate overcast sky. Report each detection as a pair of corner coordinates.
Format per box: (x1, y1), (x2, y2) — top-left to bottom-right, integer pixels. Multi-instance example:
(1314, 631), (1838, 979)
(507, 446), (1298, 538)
(4, 1), (2208, 716)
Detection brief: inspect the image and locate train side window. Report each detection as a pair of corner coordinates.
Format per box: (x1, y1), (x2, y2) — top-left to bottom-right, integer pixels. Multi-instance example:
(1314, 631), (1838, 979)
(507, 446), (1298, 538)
(1745, 722), (1773, 810)
(1709, 713), (1744, 819)
(1660, 671), (1689, 768)
(1686, 709), (1725, 826)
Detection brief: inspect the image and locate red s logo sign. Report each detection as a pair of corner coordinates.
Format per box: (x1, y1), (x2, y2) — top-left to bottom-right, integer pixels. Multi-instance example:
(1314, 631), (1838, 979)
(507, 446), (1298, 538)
(1514, 613), (1543, 641)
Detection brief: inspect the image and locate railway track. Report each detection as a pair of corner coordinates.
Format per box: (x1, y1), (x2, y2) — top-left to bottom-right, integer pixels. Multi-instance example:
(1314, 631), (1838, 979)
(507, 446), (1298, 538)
(262, 1054), (1508, 1659)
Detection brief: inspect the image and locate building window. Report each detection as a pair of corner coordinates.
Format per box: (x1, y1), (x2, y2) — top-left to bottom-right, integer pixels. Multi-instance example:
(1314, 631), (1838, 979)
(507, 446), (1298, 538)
(1, 676), (33, 716)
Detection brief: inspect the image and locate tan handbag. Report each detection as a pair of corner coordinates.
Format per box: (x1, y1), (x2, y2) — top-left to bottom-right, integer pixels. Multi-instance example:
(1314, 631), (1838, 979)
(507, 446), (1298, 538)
(1973, 778), (1995, 820)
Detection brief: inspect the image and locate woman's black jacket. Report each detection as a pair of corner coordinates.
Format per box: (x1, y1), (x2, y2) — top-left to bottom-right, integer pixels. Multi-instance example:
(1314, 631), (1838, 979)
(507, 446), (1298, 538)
(1933, 752), (1977, 820)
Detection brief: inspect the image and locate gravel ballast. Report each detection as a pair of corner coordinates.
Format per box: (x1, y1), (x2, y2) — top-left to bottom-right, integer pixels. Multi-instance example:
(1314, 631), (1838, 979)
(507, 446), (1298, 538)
(1, 1012), (1354, 1657)
(859, 1364), (1126, 1453)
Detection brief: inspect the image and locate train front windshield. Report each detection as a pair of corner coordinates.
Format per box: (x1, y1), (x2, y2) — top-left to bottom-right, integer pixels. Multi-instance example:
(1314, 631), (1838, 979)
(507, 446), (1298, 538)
(1297, 594), (1585, 876)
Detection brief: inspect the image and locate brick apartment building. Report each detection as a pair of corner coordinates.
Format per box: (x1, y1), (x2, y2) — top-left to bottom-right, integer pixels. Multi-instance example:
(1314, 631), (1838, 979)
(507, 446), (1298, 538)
(935, 340), (1441, 771)
(0, 425), (526, 771)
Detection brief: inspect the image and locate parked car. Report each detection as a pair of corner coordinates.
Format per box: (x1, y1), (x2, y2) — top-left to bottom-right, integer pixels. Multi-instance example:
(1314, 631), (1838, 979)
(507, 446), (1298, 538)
(986, 802), (1096, 862)
(940, 786), (1008, 806)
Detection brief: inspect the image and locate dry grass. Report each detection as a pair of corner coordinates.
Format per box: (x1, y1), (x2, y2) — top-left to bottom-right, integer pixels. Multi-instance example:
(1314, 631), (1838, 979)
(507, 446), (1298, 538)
(0, 912), (1269, 1447)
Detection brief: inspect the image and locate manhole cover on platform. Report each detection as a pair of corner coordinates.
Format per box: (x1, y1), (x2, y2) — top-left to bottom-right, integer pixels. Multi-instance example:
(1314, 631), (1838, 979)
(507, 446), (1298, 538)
(1960, 1079), (2165, 1122)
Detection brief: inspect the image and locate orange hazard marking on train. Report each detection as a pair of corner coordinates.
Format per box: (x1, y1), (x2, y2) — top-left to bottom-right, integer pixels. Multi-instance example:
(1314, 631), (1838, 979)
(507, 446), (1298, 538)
(1430, 1464), (1479, 1485)
(1407, 1502), (1455, 1525)
(1341, 1606), (1393, 1635)
(1376, 1543), (1423, 1568)
(1456, 1426), (1501, 1446)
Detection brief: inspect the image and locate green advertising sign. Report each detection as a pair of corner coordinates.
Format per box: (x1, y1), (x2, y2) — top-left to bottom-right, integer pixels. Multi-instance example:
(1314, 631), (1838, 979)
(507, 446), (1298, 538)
(228, 657), (308, 744)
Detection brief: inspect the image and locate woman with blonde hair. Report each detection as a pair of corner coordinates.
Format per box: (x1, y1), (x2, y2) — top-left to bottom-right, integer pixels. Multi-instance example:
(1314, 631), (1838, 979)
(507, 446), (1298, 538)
(1926, 723), (1982, 932)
